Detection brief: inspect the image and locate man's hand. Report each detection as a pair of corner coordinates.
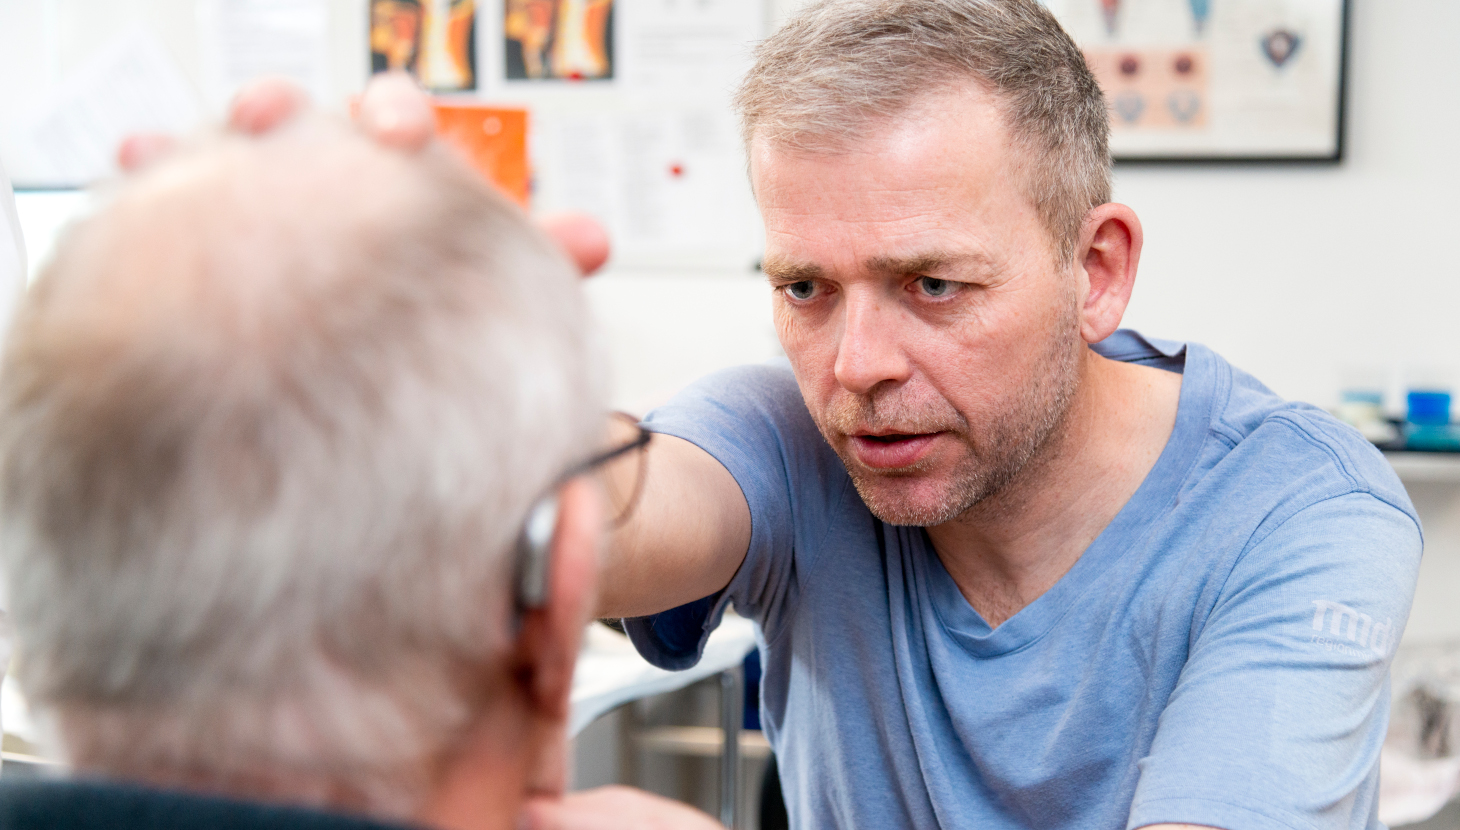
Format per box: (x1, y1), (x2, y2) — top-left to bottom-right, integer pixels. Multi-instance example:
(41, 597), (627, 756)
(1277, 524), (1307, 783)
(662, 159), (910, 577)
(117, 73), (610, 277)
(522, 786), (723, 830)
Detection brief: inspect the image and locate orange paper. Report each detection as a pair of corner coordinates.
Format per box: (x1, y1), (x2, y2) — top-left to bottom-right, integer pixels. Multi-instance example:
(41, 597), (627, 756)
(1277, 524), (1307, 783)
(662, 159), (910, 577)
(432, 103), (530, 208)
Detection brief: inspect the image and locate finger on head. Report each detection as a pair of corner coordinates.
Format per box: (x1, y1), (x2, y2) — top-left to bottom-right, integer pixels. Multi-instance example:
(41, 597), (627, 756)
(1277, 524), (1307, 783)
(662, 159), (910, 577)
(538, 212), (611, 277)
(358, 71), (435, 151)
(228, 77), (311, 135)
(117, 134), (179, 173)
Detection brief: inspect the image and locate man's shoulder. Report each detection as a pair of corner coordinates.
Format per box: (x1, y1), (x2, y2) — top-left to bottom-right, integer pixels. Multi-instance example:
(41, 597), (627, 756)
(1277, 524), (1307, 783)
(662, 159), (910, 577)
(644, 360), (850, 515)
(1225, 366), (1406, 504)
(645, 360), (826, 462)
(650, 361), (804, 422)
(1098, 332), (1407, 511)
(1173, 344), (1417, 536)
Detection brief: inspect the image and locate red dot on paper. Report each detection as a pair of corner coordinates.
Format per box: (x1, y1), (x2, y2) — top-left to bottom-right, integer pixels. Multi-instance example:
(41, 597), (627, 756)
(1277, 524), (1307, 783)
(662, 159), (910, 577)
(670, 163), (685, 177)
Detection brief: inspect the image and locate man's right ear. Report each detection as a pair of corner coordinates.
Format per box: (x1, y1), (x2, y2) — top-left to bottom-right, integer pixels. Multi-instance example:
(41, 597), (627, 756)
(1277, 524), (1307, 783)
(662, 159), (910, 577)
(1074, 202), (1144, 344)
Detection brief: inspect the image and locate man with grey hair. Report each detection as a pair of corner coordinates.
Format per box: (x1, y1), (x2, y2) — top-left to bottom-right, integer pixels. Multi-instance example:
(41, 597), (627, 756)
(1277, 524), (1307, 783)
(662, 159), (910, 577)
(0, 99), (719, 829)
(587, 1), (1422, 829)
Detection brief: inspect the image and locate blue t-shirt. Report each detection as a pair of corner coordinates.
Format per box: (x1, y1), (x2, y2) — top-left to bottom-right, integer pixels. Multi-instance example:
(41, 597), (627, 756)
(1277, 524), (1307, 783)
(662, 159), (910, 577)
(626, 331), (1422, 830)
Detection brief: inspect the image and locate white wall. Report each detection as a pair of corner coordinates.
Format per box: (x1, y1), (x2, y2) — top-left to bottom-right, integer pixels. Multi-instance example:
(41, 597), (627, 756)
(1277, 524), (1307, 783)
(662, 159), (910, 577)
(16, 0), (1455, 410)
(11, 0), (1460, 639)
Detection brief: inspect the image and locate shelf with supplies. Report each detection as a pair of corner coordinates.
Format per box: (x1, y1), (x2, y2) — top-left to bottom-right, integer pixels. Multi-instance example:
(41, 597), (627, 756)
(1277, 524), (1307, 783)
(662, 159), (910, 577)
(634, 726), (773, 760)
(1383, 452), (1460, 485)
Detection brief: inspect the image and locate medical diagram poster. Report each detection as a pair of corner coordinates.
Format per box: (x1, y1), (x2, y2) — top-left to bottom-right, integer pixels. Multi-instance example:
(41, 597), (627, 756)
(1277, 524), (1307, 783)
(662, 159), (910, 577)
(1044, 0), (1348, 160)
(477, 0), (766, 270)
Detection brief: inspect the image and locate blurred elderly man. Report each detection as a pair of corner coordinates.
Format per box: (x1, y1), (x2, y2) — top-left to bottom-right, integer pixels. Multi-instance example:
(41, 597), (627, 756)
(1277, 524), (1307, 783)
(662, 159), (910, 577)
(0, 115), (715, 830)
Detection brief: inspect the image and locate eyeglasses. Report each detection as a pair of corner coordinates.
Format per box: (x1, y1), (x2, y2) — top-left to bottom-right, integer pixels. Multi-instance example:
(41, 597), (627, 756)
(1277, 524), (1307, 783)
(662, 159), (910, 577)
(515, 417), (652, 611)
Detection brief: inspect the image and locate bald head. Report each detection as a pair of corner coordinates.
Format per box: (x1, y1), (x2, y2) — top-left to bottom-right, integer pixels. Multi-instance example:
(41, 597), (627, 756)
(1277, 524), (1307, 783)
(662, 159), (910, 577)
(0, 117), (604, 814)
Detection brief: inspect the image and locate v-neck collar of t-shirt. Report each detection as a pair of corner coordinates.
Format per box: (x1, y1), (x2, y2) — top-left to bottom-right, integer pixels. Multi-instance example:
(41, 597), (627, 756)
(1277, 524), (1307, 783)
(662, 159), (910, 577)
(922, 337), (1223, 658)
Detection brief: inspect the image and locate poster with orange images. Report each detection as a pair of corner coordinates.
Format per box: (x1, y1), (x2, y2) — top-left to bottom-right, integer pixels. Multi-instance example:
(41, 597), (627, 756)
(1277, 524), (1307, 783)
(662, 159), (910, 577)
(371, 0), (478, 92)
(504, 0), (614, 81)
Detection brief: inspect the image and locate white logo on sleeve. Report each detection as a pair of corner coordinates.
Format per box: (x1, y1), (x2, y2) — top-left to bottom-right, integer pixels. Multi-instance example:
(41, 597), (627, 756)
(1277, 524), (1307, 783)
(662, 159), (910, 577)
(1310, 599), (1393, 658)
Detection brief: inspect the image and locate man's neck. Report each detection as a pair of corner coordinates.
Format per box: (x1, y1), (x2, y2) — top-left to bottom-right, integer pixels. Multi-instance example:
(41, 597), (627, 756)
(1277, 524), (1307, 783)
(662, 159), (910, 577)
(926, 350), (1183, 628)
(419, 705), (546, 830)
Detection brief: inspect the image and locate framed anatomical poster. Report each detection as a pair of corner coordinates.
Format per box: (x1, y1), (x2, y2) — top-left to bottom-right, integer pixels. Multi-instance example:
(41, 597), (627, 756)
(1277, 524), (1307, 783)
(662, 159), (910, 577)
(504, 0), (615, 81)
(1045, 0), (1349, 162)
(370, 0), (478, 92)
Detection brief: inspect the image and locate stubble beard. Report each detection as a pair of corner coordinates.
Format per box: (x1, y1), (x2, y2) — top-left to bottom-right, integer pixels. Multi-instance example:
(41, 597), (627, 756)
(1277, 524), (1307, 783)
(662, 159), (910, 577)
(818, 308), (1085, 528)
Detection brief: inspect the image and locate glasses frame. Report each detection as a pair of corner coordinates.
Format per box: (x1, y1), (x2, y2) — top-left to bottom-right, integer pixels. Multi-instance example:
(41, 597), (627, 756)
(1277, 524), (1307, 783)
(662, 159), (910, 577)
(515, 421), (653, 611)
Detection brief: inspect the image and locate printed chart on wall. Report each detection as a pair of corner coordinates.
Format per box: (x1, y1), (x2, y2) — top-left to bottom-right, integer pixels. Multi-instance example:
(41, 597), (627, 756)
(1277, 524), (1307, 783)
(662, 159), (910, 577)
(371, 0), (478, 92)
(1044, 0), (1348, 160)
(504, 0), (614, 81)
(477, 0), (766, 271)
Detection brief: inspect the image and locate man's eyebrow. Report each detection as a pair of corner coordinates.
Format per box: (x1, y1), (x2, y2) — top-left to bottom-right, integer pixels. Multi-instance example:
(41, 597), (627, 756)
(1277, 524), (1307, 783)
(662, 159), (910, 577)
(761, 258), (824, 285)
(866, 251), (995, 276)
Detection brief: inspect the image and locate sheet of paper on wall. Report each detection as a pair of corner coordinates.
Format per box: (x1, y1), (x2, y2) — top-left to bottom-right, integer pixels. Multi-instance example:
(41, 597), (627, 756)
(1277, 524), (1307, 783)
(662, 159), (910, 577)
(616, 0), (764, 102)
(532, 108), (759, 268)
(481, 0), (765, 270)
(6, 27), (201, 188)
(198, 0), (332, 113)
(1044, 0), (1345, 159)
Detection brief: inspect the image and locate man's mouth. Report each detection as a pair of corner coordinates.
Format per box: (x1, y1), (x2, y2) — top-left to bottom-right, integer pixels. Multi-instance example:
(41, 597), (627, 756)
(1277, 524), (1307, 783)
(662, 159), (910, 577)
(861, 433), (924, 444)
(850, 432), (941, 469)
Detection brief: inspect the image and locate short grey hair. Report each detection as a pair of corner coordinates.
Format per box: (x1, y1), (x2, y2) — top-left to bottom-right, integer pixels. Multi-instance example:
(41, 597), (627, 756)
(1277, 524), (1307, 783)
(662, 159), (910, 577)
(0, 118), (603, 816)
(737, 0), (1111, 265)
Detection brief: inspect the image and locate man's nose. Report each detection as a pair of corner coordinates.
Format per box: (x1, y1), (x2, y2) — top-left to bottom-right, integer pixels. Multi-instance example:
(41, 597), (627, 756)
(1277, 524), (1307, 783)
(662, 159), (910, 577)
(834, 293), (912, 395)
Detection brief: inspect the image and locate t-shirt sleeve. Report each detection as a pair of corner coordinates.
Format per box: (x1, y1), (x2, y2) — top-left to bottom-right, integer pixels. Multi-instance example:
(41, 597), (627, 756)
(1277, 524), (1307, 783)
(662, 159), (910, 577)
(623, 362), (851, 670)
(1128, 491), (1422, 830)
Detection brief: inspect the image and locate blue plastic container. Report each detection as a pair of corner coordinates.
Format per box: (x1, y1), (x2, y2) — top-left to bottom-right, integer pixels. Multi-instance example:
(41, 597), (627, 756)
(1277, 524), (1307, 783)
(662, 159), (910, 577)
(1407, 390), (1452, 426)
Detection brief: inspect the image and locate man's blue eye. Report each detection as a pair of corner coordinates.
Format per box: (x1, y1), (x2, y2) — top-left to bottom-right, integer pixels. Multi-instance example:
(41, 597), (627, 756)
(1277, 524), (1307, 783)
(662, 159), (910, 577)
(919, 277), (952, 297)
(788, 281), (816, 300)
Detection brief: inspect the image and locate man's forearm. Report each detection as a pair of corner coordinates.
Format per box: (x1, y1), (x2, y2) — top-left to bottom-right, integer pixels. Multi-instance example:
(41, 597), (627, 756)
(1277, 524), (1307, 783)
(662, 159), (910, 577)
(593, 421), (750, 619)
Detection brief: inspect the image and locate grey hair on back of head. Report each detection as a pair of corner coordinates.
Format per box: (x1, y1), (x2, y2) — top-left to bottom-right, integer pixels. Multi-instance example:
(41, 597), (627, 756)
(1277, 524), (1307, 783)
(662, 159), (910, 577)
(0, 117), (604, 816)
(737, 0), (1112, 265)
